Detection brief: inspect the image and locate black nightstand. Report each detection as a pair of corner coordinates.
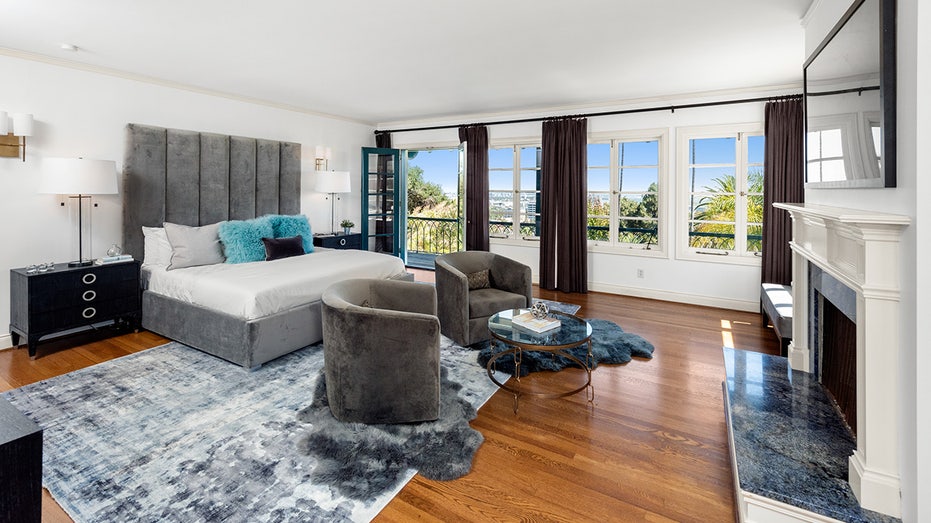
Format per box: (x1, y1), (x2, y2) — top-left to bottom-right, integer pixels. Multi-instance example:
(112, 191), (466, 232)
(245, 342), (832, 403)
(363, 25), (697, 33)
(313, 233), (362, 250)
(9, 261), (141, 358)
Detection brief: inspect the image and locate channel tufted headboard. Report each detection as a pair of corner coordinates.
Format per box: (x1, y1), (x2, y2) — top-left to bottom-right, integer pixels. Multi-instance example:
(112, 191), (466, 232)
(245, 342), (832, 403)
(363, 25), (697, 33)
(121, 123), (301, 259)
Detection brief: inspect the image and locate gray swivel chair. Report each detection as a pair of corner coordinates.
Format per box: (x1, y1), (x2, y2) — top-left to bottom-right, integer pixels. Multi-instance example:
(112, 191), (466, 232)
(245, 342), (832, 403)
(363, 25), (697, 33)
(435, 251), (533, 346)
(321, 278), (440, 424)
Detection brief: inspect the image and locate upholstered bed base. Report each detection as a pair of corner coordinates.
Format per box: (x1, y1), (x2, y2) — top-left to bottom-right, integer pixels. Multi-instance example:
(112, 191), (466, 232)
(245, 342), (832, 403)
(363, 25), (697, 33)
(142, 291), (323, 369)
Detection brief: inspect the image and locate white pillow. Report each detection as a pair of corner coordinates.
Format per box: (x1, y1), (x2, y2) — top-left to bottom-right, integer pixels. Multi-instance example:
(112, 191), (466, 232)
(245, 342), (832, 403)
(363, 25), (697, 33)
(163, 222), (225, 270)
(142, 226), (172, 267)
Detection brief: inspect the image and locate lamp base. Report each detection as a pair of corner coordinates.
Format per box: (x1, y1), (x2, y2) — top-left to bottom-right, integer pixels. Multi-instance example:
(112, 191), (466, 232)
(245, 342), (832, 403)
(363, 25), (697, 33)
(67, 259), (94, 268)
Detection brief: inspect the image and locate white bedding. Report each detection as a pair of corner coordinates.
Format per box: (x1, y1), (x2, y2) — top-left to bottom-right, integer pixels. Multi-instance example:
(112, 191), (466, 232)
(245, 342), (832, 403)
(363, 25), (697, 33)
(143, 248), (406, 320)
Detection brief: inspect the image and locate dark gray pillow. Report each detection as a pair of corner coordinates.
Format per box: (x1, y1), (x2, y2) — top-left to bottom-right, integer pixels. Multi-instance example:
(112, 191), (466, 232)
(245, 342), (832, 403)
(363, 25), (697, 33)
(163, 222), (225, 270)
(262, 235), (305, 261)
(467, 269), (490, 290)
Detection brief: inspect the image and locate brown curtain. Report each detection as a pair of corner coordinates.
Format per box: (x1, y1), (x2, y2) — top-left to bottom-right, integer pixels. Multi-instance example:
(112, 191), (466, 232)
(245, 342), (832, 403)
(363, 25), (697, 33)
(375, 132), (391, 148)
(762, 98), (804, 286)
(458, 125), (489, 251)
(540, 117), (588, 293)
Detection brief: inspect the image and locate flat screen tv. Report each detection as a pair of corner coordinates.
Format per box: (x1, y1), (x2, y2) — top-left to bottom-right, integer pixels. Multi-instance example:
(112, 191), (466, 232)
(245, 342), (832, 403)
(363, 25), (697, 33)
(804, 0), (896, 188)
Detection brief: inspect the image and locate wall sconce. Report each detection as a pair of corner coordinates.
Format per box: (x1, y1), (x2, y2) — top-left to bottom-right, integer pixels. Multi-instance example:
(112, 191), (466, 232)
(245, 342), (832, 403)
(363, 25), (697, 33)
(314, 145), (332, 171)
(0, 112), (35, 162)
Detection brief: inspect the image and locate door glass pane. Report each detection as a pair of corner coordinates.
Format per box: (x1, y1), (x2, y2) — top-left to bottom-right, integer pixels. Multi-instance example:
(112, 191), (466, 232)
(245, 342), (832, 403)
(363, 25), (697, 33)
(489, 147), (513, 169)
(588, 216), (609, 241)
(588, 143), (610, 167)
(367, 174), (394, 192)
(619, 167), (658, 193)
(368, 194), (394, 214)
(689, 137), (735, 164)
(690, 167), (736, 192)
(519, 147), (541, 169)
(489, 170), (512, 189)
(746, 224), (763, 253)
(618, 218), (658, 244)
(619, 140), (659, 165)
(689, 222), (735, 250)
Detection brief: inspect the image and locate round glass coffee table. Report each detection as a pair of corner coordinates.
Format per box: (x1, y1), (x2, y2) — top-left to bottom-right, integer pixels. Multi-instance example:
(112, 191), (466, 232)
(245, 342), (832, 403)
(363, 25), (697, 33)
(486, 308), (593, 412)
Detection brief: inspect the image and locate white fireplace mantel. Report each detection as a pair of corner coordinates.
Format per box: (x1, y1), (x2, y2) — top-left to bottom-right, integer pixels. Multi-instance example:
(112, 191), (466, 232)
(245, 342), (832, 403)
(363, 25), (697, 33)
(774, 202), (910, 518)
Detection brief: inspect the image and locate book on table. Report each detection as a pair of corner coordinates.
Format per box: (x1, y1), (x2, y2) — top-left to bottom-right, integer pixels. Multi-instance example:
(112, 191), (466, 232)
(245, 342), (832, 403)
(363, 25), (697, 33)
(511, 311), (560, 333)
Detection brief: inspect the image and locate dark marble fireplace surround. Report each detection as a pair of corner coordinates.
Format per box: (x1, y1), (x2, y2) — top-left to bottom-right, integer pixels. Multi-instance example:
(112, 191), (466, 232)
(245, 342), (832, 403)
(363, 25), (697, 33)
(809, 264), (857, 376)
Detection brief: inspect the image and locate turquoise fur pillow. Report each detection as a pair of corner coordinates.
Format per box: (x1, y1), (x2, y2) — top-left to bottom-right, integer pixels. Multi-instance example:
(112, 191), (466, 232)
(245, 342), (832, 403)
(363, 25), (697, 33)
(267, 214), (314, 253)
(218, 217), (274, 263)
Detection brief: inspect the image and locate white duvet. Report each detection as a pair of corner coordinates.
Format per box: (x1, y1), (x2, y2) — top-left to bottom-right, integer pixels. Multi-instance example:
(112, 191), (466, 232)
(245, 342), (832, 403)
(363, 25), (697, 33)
(143, 248), (406, 320)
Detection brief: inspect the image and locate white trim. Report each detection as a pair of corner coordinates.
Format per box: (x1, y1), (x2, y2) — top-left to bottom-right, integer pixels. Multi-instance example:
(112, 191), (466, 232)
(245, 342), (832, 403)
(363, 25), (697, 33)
(775, 202), (908, 518)
(741, 491), (845, 523)
(1, 334), (13, 350)
(587, 281), (759, 313)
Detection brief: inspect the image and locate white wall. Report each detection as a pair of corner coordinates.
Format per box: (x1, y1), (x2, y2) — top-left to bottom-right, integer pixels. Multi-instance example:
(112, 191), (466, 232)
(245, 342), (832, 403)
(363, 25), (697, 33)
(804, 0), (926, 520)
(0, 54), (375, 348)
(389, 95), (780, 311)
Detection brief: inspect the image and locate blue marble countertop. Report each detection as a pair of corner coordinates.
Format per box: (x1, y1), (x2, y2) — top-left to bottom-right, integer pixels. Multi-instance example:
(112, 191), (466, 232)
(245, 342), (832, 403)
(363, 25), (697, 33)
(723, 347), (899, 523)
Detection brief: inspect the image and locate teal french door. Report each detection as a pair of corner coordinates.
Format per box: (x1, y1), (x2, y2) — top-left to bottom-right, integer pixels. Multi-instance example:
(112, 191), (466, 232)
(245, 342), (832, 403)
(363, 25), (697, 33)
(361, 147), (405, 260)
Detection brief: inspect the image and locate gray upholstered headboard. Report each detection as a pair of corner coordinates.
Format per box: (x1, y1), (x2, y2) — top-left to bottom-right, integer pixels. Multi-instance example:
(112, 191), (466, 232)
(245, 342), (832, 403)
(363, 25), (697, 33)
(121, 123), (301, 259)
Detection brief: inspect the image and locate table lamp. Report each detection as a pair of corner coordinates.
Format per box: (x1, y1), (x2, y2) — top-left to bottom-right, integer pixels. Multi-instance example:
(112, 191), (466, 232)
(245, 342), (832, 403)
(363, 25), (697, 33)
(314, 170), (351, 235)
(39, 158), (118, 266)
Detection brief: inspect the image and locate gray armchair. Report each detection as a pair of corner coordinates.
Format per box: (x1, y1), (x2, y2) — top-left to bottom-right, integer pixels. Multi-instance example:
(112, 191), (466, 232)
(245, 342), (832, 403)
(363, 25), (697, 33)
(435, 251), (533, 346)
(321, 278), (440, 424)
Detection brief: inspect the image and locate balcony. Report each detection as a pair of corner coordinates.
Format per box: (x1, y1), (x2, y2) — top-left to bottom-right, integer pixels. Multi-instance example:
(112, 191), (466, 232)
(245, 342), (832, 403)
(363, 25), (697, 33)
(405, 217), (757, 269)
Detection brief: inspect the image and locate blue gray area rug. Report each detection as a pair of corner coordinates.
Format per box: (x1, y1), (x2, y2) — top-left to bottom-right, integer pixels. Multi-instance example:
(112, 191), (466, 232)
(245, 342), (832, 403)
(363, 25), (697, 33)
(2, 339), (504, 523)
(477, 318), (654, 376)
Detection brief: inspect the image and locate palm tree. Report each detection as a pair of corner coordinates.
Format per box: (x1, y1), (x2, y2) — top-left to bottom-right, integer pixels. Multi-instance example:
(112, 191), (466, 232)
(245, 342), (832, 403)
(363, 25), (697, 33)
(691, 170), (764, 250)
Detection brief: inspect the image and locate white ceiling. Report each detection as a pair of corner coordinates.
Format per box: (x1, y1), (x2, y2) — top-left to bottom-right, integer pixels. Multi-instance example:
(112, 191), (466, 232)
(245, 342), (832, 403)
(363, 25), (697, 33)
(1, 0), (811, 126)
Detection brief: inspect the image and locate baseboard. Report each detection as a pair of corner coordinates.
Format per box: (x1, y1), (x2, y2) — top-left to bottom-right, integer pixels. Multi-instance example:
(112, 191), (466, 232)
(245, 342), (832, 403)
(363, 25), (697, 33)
(587, 282), (759, 312)
(0, 333), (13, 350)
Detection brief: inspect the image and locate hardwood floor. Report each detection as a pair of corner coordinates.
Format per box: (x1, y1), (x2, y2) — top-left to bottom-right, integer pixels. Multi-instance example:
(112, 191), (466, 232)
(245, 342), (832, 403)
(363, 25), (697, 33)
(0, 273), (779, 522)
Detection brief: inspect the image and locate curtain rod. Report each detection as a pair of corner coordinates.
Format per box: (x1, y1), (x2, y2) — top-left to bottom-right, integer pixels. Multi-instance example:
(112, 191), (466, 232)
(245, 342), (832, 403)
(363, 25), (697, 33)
(374, 93), (802, 135)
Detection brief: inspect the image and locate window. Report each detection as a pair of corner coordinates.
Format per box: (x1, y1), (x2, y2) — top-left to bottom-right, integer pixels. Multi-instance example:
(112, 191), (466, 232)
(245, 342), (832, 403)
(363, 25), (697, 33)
(587, 132), (665, 252)
(488, 145), (542, 240)
(678, 125), (764, 261)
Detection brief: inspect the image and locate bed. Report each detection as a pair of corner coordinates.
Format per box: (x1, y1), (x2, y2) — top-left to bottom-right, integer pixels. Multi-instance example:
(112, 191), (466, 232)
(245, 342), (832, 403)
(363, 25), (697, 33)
(121, 123), (408, 368)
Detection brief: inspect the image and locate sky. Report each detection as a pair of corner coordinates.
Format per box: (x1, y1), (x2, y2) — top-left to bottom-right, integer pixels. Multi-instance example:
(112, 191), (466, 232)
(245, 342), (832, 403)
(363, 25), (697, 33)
(406, 148), (460, 195)
(403, 136), (763, 195)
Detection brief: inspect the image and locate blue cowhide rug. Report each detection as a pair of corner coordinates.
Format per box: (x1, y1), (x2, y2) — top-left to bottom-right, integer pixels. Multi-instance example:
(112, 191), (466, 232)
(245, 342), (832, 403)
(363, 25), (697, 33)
(477, 318), (654, 376)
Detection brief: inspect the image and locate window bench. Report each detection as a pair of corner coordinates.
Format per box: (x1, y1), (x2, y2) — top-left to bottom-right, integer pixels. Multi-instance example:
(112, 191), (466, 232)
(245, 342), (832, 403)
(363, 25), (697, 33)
(761, 283), (792, 356)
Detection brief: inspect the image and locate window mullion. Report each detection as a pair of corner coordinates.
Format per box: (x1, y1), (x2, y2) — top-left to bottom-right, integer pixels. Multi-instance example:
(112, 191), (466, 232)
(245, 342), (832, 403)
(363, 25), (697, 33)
(735, 133), (748, 255)
(609, 140), (619, 245)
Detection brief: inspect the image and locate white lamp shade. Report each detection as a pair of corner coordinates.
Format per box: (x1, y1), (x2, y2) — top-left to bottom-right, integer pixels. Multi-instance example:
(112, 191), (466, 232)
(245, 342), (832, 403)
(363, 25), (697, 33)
(314, 170), (352, 193)
(11, 113), (33, 136)
(39, 158), (119, 195)
(0, 111), (8, 135)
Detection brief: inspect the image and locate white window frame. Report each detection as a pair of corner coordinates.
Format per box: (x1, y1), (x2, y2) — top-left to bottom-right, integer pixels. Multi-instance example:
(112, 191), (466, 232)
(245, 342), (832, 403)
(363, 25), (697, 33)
(488, 138), (542, 244)
(676, 123), (764, 265)
(588, 129), (668, 258)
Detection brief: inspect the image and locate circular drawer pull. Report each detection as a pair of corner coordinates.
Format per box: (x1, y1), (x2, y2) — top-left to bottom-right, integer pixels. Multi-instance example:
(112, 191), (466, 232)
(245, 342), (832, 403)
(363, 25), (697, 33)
(339, 238), (347, 246)
(82, 290), (96, 302)
(82, 307), (97, 319)
(82, 273), (97, 285)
